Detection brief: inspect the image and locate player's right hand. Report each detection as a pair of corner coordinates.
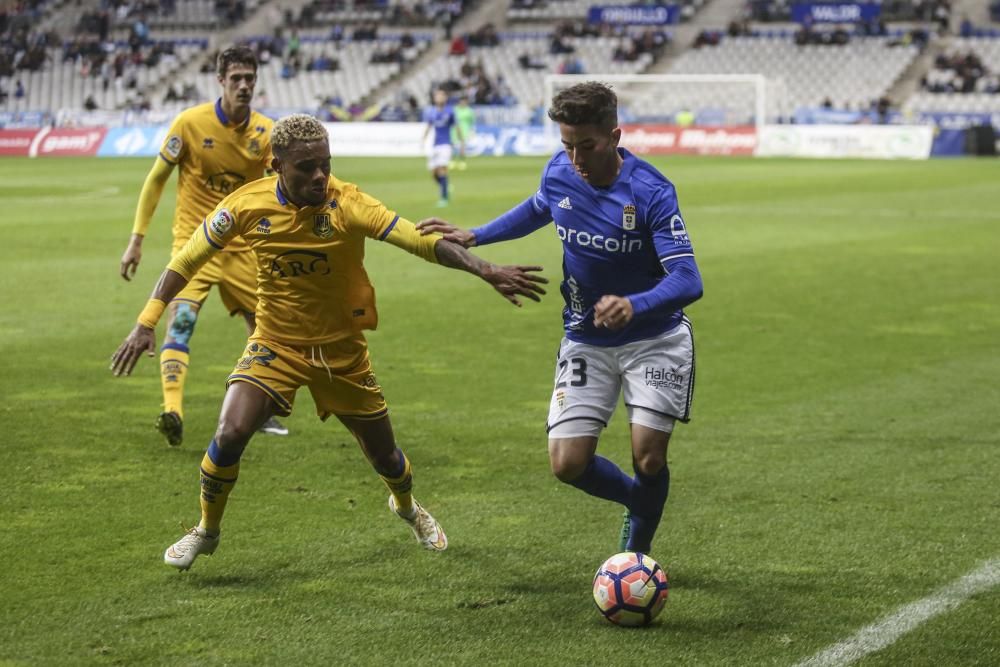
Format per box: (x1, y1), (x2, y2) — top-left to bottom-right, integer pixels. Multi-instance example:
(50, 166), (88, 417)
(110, 324), (156, 376)
(416, 218), (476, 247)
(484, 264), (548, 307)
(120, 235), (144, 281)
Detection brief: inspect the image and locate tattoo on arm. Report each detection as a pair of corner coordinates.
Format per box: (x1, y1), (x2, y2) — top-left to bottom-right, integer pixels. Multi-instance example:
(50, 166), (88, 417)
(433, 239), (490, 278)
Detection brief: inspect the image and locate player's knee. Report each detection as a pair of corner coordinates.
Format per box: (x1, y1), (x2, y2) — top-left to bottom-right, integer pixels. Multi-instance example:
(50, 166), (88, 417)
(549, 448), (588, 483)
(632, 453), (666, 478)
(168, 303), (199, 345)
(213, 417), (255, 452)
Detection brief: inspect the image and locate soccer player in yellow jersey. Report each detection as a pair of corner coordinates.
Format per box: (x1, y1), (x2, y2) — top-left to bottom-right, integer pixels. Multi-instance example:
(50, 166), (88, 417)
(111, 114), (547, 570)
(118, 45), (287, 447)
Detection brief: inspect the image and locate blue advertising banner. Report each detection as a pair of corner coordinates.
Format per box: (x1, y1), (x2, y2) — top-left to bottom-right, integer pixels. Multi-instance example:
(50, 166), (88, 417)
(467, 125), (556, 156)
(98, 125), (168, 157)
(587, 4), (680, 25)
(791, 3), (881, 23)
(795, 108), (1000, 132)
(910, 111), (1000, 132)
(930, 129), (968, 156)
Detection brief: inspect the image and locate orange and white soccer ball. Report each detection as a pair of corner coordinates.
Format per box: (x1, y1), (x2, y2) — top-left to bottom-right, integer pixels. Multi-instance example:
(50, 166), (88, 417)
(592, 552), (669, 627)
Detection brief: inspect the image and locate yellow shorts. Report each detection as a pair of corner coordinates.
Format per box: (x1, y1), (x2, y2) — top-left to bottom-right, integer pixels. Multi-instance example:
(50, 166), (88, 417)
(172, 248), (257, 316)
(227, 334), (388, 421)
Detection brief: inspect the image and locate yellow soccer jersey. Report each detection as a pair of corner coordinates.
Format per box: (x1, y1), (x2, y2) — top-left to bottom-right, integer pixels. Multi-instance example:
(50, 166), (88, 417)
(158, 99), (274, 251)
(167, 175), (440, 345)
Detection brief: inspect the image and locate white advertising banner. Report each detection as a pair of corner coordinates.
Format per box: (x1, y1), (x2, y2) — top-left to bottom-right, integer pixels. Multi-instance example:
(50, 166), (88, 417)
(324, 122), (426, 157)
(322, 122), (557, 157)
(757, 124), (934, 159)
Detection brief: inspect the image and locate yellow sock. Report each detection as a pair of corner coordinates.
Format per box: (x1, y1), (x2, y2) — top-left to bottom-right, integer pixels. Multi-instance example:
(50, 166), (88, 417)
(381, 451), (413, 515)
(198, 453), (239, 534)
(160, 346), (189, 417)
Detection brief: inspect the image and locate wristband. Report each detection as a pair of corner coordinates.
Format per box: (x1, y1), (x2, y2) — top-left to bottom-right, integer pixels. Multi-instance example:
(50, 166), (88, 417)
(137, 298), (167, 329)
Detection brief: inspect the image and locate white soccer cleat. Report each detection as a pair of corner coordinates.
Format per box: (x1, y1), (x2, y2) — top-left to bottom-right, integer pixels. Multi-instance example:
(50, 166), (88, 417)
(164, 525), (220, 571)
(389, 495), (448, 551)
(258, 416), (289, 436)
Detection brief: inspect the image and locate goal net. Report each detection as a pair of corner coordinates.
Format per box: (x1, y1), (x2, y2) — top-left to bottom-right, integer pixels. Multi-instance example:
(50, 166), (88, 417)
(544, 74), (783, 156)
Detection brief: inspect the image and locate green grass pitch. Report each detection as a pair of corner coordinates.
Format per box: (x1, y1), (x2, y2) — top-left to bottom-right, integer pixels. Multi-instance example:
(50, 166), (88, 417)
(1, 154), (998, 665)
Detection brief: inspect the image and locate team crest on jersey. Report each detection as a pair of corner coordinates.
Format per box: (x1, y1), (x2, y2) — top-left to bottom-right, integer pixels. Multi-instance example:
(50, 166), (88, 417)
(236, 342), (277, 370)
(622, 204), (637, 230)
(164, 135), (182, 159)
(210, 208), (234, 235)
(248, 138), (262, 157)
(670, 214), (690, 245)
(556, 390), (566, 410)
(313, 213), (333, 239)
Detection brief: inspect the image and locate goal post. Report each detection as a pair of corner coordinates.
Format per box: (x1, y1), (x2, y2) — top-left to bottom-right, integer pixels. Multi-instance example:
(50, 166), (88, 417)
(544, 73), (773, 131)
(544, 73), (779, 156)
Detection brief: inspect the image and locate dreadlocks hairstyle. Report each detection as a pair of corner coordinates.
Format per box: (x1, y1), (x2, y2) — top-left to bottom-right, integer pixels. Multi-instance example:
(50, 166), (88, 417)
(547, 82), (619, 129)
(271, 114), (328, 156)
(216, 45), (259, 78)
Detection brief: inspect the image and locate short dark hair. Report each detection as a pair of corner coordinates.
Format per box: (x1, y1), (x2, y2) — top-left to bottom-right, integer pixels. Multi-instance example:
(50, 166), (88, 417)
(217, 45), (258, 78)
(547, 82), (618, 128)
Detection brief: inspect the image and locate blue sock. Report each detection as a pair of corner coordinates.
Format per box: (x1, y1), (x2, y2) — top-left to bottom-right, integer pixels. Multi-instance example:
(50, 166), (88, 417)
(627, 464), (670, 553)
(567, 456), (634, 506)
(438, 175), (449, 199)
(207, 438), (243, 467)
(385, 447), (407, 478)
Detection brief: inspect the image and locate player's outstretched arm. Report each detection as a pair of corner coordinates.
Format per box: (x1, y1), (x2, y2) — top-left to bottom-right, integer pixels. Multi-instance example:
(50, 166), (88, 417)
(120, 157), (175, 281)
(111, 268), (189, 376)
(419, 195), (551, 248)
(433, 239), (547, 307)
(416, 218), (476, 247)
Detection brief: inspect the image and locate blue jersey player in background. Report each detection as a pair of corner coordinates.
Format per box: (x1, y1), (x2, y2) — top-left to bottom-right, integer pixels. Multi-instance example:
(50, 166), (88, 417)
(422, 88), (464, 207)
(418, 81), (703, 556)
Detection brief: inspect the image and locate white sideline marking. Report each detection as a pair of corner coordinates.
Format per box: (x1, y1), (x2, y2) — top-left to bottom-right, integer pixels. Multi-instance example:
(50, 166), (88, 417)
(794, 558), (1000, 667)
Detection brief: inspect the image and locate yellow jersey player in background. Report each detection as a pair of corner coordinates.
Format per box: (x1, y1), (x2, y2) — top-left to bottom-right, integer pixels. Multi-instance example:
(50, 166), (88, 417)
(118, 45), (287, 446)
(111, 114), (548, 570)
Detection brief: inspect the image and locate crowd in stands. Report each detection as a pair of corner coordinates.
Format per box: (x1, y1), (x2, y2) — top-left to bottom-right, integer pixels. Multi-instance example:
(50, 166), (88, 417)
(448, 22), (500, 55)
(61, 7), (187, 95)
(694, 17), (931, 50)
(1, 0), (58, 76)
(436, 58), (515, 106)
(923, 51), (1000, 94)
(371, 32), (420, 64)
(520, 22), (666, 69)
(162, 81), (203, 104)
(83, 0), (247, 28)
(0, 0), (195, 108)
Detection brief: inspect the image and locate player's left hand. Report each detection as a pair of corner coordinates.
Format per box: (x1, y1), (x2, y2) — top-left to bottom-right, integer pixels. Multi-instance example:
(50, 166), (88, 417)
(110, 324), (157, 376)
(416, 218), (476, 247)
(593, 295), (634, 330)
(484, 264), (548, 307)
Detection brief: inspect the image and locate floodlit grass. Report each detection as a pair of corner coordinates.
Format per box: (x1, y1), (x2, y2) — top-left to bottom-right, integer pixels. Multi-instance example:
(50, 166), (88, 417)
(1, 155), (998, 666)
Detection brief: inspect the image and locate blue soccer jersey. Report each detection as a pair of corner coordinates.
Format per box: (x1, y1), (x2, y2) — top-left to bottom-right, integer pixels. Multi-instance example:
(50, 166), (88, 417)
(473, 148), (700, 347)
(423, 106), (455, 146)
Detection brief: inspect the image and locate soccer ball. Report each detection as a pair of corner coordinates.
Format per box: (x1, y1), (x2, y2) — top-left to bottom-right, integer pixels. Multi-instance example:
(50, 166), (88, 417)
(592, 552), (669, 627)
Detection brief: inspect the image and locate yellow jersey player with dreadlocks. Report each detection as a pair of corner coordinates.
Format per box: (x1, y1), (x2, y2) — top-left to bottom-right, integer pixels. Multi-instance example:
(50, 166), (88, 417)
(111, 114), (548, 570)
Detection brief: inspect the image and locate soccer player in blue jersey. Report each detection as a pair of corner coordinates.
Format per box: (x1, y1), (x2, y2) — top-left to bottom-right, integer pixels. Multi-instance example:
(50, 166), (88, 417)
(422, 89), (464, 207)
(418, 81), (703, 556)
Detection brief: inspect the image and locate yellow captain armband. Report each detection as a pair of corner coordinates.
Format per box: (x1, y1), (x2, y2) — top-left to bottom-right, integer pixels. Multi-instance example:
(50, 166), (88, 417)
(137, 298), (167, 329)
